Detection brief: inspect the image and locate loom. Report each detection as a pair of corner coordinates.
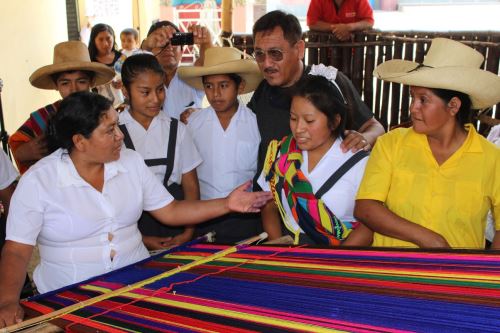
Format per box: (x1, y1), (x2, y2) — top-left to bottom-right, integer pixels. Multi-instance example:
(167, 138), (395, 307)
(7, 239), (500, 333)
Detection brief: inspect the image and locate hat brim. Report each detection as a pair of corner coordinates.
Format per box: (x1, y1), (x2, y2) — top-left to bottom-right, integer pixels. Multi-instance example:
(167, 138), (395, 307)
(178, 59), (263, 94)
(374, 59), (500, 109)
(30, 61), (115, 90)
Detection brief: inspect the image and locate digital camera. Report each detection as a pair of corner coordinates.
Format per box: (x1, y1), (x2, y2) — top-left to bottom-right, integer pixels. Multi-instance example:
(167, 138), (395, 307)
(171, 32), (194, 46)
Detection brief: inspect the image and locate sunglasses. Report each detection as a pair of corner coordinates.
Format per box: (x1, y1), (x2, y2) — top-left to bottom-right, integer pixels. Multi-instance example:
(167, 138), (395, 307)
(253, 48), (286, 63)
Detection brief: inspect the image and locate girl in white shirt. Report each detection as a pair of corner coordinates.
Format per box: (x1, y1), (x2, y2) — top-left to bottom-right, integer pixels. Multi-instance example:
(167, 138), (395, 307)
(258, 70), (373, 246)
(120, 53), (202, 250)
(0, 91), (271, 327)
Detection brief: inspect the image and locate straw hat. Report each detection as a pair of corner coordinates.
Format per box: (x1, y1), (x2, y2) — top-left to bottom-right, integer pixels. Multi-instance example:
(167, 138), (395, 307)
(373, 38), (500, 109)
(178, 47), (263, 94)
(30, 41), (115, 90)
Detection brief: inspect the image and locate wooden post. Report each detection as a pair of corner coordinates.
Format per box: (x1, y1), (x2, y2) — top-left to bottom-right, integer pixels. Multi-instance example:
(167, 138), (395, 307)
(220, 0), (233, 46)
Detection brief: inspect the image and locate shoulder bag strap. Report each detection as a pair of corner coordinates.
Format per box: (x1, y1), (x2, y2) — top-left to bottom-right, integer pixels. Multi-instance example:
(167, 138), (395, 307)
(119, 124), (135, 150)
(315, 150), (369, 198)
(163, 118), (178, 187)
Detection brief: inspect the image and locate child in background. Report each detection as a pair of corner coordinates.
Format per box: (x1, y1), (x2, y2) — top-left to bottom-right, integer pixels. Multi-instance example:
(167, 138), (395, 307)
(120, 28), (140, 57)
(120, 53), (202, 250)
(178, 47), (263, 243)
(88, 23), (125, 107)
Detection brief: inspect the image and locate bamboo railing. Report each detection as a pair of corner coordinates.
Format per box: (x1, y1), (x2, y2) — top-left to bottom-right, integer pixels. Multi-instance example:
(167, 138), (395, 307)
(232, 30), (500, 132)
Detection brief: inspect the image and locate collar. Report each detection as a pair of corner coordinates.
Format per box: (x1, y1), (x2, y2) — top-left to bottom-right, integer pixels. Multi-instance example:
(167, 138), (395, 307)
(303, 136), (343, 169)
(407, 124), (482, 152)
(119, 106), (171, 127)
(206, 102), (248, 123)
(462, 124), (483, 153)
(56, 149), (128, 188)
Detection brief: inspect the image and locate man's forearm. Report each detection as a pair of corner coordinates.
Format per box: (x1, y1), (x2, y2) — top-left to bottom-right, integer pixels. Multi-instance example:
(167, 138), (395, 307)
(358, 118), (385, 147)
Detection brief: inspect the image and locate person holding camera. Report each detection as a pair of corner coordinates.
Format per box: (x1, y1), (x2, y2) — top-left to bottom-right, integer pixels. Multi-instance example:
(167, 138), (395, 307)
(141, 21), (213, 120)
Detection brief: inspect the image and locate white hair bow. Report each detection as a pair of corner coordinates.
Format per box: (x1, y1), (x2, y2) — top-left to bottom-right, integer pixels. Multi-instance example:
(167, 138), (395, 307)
(308, 64), (346, 104)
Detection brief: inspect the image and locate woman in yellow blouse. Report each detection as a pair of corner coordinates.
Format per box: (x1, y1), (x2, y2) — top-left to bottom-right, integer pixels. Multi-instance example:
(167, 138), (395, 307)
(355, 38), (500, 249)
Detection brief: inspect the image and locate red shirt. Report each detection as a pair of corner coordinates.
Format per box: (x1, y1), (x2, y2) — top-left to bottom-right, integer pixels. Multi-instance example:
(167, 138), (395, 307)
(307, 0), (374, 26)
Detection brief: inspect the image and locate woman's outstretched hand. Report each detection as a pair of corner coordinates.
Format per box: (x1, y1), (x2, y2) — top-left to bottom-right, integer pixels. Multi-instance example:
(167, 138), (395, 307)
(227, 181), (273, 213)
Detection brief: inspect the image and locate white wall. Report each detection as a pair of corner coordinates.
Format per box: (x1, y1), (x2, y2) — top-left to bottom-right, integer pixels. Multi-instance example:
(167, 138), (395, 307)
(374, 4), (500, 31)
(0, 0), (67, 136)
(79, 0), (134, 48)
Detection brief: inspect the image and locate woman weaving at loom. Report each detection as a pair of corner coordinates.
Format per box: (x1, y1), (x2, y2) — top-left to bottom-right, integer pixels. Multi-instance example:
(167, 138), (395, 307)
(355, 38), (500, 249)
(258, 66), (373, 246)
(0, 91), (272, 328)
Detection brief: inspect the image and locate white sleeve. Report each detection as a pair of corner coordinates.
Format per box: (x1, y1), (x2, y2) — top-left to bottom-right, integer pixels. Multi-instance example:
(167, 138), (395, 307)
(351, 156), (369, 191)
(0, 150), (18, 190)
(257, 146), (278, 192)
(193, 88), (205, 108)
(177, 123), (203, 174)
(257, 171), (271, 192)
(6, 175), (43, 246)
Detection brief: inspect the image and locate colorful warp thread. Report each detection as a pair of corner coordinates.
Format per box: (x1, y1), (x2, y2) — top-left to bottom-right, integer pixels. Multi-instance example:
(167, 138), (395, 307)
(20, 245), (500, 333)
(264, 135), (356, 245)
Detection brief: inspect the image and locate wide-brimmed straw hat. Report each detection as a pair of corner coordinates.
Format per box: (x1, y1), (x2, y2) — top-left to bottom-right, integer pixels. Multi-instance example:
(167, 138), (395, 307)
(373, 38), (500, 109)
(30, 41), (115, 90)
(178, 47), (262, 94)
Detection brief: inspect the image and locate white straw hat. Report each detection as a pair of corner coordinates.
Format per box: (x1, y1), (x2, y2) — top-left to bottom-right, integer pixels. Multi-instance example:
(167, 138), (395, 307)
(178, 47), (262, 94)
(30, 41), (115, 90)
(373, 38), (500, 109)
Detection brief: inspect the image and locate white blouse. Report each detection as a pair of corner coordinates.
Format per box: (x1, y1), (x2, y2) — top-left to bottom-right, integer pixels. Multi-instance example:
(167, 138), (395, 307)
(187, 103), (260, 200)
(258, 137), (367, 233)
(0, 150), (17, 190)
(6, 148), (173, 293)
(119, 108), (202, 185)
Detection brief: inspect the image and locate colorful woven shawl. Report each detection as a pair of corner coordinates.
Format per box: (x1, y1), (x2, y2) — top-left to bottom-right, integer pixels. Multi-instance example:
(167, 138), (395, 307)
(8, 100), (60, 173)
(264, 135), (357, 245)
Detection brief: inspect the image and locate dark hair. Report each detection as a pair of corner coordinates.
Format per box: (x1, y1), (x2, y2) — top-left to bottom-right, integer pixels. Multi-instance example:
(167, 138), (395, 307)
(147, 20), (180, 36)
(50, 70), (95, 86)
(202, 73), (243, 87)
(120, 28), (139, 42)
(292, 75), (348, 138)
(253, 10), (302, 46)
(46, 92), (112, 154)
(430, 88), (473, 126)
(121, 53), (165, 92)
(88, 23), (118, 61)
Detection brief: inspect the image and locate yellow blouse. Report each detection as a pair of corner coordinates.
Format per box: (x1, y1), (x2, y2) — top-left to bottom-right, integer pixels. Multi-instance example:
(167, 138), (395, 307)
(356, 124), (500, 248)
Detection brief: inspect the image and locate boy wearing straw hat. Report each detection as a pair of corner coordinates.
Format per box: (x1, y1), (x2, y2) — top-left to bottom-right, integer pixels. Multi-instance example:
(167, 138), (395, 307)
(8, 41), (114, 174)
(178, 47), (264, 243)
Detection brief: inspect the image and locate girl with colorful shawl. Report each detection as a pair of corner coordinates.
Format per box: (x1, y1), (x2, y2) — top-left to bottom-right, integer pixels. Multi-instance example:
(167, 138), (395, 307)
(257, 66), (373, 246)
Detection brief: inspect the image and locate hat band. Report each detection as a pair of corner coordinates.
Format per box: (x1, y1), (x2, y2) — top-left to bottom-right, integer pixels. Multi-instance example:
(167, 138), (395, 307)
(408, 63), (434, 73)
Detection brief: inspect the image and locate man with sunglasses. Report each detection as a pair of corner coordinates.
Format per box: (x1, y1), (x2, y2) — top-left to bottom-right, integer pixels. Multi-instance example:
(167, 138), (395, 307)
(248, 10), (384, 183)
(141, 21), (212, 120)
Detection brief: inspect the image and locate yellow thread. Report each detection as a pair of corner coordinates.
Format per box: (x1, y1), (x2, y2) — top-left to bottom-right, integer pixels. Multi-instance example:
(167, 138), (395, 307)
(6, 234), (265, 332)
(264, 140), (300, 244)
(121, 292), (347, 333)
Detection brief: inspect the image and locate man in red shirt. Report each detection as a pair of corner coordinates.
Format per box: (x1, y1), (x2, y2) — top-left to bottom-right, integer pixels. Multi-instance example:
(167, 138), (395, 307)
(307, 0), (374, 41)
